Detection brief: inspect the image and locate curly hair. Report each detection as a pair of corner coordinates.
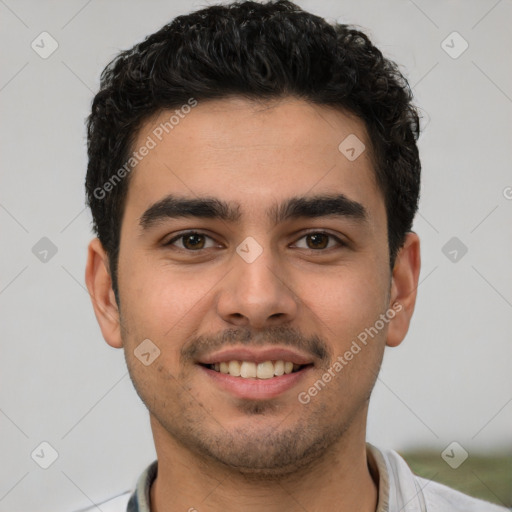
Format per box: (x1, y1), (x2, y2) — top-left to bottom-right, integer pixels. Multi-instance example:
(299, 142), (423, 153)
(86, 0), (421, 299)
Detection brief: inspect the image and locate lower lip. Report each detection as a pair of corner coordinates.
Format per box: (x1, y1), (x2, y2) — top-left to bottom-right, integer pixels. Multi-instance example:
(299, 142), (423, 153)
(199, 365), (312, 400)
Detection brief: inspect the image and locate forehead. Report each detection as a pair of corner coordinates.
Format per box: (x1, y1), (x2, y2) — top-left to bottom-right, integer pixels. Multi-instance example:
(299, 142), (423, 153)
(125, 96), (383, 226)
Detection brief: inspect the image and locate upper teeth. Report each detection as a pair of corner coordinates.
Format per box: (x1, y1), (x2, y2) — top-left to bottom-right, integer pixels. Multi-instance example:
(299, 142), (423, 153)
(211, 360), (299, 379)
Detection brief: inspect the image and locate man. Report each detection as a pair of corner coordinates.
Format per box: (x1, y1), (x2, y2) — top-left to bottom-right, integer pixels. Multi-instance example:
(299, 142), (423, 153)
(83, 1), (506, 511)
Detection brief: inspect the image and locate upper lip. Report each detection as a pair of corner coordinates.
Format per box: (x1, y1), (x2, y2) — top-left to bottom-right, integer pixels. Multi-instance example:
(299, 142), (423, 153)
(197, 346), (315, 366)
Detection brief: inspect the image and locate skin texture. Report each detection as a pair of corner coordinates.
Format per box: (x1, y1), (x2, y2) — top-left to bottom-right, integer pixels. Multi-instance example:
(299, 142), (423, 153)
(86, 97), (421, 512)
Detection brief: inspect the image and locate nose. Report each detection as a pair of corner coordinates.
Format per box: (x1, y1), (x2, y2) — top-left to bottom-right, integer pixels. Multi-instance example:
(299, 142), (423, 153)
(216, 245), (299, 329)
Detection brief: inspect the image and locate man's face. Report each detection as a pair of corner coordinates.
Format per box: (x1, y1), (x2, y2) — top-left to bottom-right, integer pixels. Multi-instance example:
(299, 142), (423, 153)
(115, 97), (393, 474)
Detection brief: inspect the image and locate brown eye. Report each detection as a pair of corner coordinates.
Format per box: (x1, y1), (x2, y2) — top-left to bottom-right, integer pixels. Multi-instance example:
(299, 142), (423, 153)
(293, 232), (345, 251)
(305, 233), (329, 249)
(165, 231), (218, 251)
(182, 233), (206, 250)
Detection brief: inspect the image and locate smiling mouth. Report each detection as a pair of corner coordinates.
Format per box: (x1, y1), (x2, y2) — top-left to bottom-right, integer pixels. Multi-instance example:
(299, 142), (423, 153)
(201, 360), (312, 379)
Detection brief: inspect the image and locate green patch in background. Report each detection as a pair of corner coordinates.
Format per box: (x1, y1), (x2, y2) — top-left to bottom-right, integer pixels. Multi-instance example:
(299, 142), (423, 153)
(400, 450), (512, 508)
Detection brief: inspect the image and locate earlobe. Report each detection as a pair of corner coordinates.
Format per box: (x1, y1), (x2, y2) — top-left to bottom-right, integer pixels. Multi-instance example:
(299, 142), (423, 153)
(386, 232), (421, 348)
(85, 238), (123, 349)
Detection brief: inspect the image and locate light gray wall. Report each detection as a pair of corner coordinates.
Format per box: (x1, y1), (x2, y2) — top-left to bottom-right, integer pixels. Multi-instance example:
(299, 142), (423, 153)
(1, 1), (510, 510)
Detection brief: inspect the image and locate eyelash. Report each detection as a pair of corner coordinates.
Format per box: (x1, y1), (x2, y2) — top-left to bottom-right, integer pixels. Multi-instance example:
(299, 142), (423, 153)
(164, 230), (346, 252)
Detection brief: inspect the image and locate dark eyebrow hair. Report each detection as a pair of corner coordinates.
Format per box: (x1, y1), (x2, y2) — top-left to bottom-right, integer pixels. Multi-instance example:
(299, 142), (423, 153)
(269, 194), (368, 224)
(139, 193), (368, 230)
(139, 196), (241, 229)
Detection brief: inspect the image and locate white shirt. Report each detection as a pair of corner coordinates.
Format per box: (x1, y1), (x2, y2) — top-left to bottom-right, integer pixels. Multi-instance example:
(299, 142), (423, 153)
(77, 443), (508, 511)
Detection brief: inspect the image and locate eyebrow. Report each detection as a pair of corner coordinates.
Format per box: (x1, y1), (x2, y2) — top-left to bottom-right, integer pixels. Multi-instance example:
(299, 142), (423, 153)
(139, 193), (368, 230)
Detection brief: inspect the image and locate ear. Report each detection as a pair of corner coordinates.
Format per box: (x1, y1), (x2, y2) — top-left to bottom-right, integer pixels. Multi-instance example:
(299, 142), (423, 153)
(386, 232), (421, 348)
(85, 238), (123, 349)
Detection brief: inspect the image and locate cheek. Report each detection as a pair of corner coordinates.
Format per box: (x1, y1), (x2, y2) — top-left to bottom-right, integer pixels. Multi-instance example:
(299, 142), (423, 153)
(300, 265), (389, 348)
(306, 270), (388, 402)
(118, 258), (218, 344)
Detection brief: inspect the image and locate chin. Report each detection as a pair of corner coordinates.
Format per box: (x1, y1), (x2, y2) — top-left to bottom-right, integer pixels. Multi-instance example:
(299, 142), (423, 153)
(190, 422), (342, 480)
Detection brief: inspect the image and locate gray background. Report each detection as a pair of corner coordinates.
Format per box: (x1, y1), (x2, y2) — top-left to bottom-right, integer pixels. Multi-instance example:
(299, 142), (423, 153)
(1, 0), (511, 510)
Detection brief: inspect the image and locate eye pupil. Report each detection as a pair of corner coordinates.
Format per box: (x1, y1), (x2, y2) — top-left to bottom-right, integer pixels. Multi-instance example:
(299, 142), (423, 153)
(183, 233), (205, 249)
(307, 233), (328, 249)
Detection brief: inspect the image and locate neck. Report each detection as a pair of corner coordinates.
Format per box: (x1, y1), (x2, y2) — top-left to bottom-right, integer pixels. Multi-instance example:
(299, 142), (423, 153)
(148, 416), (378, 512)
